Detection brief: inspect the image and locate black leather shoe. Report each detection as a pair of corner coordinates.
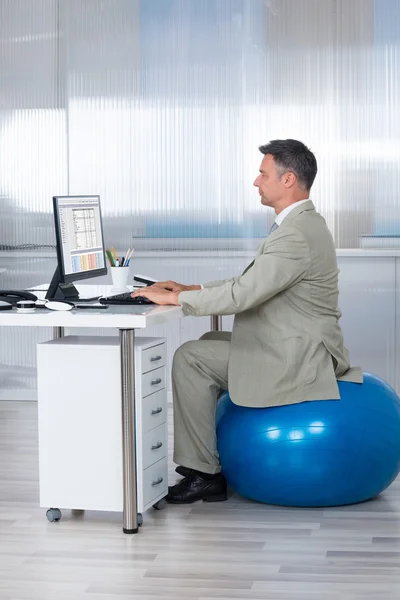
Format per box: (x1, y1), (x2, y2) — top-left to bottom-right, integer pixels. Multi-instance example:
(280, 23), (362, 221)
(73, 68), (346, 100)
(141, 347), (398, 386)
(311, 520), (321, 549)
(166, 470), (227, 504)
(175, 465), (191, 478)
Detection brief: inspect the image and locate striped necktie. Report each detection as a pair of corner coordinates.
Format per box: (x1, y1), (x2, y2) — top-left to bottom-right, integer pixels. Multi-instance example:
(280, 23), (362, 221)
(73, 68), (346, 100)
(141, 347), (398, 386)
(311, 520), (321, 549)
(268, 222), (278, 236)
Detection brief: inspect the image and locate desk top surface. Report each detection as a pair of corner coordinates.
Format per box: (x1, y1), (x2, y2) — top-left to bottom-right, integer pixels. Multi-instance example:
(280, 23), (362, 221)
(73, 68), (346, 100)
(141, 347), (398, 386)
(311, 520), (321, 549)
(0, 285), (184, 329)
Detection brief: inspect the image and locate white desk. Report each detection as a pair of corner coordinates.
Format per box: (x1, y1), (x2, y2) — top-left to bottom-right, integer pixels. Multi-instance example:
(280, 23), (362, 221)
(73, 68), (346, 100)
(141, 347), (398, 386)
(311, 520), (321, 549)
(0, 284), (184, 534)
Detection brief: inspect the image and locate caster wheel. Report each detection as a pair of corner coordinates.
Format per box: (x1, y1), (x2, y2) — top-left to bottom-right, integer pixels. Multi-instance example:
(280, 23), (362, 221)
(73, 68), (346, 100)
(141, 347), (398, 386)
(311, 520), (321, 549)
(46, 508), (62, 522)
(153, 498), (167, 510)
(137, 513), (143, 527)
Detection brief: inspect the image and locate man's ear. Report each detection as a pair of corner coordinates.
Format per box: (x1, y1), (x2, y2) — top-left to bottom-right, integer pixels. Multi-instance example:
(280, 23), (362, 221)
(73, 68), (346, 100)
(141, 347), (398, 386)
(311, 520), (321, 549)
(283, 172), (296, 188)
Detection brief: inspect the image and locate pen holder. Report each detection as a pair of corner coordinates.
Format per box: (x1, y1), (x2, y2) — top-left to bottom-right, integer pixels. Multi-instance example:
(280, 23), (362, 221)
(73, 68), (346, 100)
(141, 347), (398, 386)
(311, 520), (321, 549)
(110, 266), (130, 292)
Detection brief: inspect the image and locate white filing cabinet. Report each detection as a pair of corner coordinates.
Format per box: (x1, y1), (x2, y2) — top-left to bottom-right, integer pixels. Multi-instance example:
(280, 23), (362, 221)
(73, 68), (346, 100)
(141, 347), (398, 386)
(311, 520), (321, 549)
(37, 335), (168, 522)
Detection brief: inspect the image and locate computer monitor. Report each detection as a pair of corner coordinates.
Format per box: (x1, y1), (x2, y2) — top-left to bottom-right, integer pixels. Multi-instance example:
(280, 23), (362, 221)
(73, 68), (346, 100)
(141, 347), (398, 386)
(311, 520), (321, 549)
(46, 195), (107, 300)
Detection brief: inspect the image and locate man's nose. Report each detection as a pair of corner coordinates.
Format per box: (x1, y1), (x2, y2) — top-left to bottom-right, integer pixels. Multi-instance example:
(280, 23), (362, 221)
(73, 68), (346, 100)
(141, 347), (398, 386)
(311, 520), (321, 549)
(253, 176), (260, 187)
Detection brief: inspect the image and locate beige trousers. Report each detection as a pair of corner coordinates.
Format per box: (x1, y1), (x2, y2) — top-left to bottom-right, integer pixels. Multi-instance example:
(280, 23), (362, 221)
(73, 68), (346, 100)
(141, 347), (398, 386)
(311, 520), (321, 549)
(171, 331), (232, 474)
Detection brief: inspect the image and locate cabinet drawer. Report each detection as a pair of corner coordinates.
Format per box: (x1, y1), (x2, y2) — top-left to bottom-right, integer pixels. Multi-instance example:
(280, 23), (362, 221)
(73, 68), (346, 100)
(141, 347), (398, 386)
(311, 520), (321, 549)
(142, 458), (168, 507)
(141, 388), (167, 433)
(142, 423), (167, 469)
(141, 366), (166, 397)
(141, 343), (166, 374)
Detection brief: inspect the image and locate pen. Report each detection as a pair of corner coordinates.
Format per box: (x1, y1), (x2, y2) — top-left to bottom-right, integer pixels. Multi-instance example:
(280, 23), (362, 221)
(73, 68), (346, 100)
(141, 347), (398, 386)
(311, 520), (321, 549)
(123, 248), (131, 266)
(125, 249), (133, 267)
(106, 249), (115, 267)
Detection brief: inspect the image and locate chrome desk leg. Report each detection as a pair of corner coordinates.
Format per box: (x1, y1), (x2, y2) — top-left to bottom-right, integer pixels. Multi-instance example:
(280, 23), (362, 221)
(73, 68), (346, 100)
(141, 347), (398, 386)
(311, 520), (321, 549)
(119, 329), (138, 534)
(210, 315), (223, 332)
(53, 326), (64, 339)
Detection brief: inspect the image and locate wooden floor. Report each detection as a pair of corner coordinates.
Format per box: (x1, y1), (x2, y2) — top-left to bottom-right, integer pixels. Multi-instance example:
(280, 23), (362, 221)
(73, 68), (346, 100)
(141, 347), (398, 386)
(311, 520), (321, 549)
(0, 401), (399, 600)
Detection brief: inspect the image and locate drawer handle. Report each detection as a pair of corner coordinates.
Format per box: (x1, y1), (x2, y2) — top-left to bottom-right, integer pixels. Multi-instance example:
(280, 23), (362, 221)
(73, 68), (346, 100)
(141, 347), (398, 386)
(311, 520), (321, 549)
(151, 442), (163, 450)
(152, 477), (164, 486)
(151, 378), (162, 385)
(151, 407), (163, 415)
(150, 355), (162, 362)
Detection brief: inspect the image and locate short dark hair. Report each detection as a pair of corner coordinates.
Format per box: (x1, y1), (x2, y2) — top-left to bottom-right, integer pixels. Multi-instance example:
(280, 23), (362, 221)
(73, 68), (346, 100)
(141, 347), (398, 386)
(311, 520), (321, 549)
(258, 139), (317, 191)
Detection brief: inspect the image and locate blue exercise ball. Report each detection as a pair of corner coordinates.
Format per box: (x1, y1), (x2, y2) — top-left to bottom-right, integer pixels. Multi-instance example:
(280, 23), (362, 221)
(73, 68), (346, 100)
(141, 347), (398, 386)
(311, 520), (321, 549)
(216, 373), (400, 507)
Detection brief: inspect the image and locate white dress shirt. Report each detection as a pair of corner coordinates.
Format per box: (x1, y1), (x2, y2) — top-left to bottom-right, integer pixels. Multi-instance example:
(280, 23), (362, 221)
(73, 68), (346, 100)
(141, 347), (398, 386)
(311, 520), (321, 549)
(274, 198), (310, 227)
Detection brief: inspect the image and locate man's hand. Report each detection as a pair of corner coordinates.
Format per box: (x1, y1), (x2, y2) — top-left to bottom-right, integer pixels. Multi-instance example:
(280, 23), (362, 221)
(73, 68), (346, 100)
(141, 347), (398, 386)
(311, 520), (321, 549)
(130, 280), (201, 305)
(150, 280), (201, 293)
(130, 286), (180, 305)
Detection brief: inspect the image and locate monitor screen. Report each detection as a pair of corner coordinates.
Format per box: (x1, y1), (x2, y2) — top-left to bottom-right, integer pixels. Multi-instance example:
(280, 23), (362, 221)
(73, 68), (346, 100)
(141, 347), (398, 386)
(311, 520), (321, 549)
(46, 195), (107, 300)
(54, 195), (106, 280)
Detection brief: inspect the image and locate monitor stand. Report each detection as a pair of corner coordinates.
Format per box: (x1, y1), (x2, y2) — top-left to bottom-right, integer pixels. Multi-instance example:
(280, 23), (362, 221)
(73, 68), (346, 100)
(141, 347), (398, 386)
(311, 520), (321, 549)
(45, 267), (80, 300)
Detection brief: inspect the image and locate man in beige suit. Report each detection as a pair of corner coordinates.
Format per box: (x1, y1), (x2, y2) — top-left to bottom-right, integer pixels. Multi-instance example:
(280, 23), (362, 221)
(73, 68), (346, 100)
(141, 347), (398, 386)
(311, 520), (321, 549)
(131, 139), (362, 504)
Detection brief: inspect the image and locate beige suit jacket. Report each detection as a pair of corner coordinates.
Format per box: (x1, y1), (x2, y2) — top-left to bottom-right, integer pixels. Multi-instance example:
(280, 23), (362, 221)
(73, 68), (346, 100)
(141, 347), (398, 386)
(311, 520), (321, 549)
(178, 200), (363, 407)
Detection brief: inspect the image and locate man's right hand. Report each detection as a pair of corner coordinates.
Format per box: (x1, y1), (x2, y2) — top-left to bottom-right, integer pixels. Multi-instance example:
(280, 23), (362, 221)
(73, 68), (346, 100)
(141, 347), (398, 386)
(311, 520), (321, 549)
(150, 280), (201, 293)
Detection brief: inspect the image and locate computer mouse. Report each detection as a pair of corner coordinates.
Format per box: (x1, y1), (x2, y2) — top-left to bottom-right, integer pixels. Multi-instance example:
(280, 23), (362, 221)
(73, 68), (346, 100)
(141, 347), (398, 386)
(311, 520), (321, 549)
(45, 300), (74, 311)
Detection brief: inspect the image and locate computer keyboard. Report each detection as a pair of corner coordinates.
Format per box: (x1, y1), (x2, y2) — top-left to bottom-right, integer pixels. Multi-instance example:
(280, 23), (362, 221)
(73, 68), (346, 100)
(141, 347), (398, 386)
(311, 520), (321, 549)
(99, 292), (155, 305)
